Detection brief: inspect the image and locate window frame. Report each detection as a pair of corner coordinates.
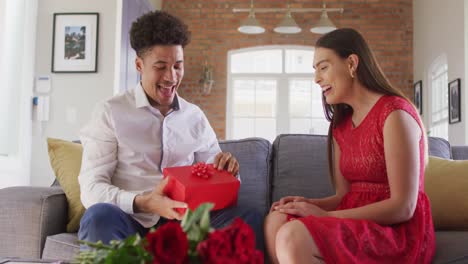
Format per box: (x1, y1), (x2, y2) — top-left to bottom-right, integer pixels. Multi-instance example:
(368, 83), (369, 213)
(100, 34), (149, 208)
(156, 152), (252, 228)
(428, 54), (449, 140)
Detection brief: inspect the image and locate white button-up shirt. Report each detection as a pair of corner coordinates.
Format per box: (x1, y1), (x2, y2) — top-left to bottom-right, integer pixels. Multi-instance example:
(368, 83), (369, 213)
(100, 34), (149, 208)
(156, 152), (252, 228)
(78, 83), (221, 227)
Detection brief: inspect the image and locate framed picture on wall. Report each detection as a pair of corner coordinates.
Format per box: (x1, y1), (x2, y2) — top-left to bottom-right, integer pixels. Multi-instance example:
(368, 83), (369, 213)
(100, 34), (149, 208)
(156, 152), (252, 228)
(413, 80), (422, 115)
(448, 78), (461, 124)
(51, 13), (99, 73)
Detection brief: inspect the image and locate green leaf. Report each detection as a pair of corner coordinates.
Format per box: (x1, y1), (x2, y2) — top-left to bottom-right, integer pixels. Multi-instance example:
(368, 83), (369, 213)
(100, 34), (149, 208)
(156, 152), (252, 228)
(181, 208), (193, 231)
(75, 234), (152, 264)
(187, 225), (202, 241)
(182, 203), (213, 233)
(199, 204), (211, 232)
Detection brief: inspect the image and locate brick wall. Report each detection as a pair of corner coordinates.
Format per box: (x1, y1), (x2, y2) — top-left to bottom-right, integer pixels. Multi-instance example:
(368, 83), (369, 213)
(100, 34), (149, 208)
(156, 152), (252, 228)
(162, 0), (413, 139)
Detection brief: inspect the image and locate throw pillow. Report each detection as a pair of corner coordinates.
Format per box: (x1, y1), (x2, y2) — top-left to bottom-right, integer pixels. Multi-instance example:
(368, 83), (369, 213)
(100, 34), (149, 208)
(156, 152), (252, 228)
(47, 138), (85, 233)
(424, 156), (468, 230)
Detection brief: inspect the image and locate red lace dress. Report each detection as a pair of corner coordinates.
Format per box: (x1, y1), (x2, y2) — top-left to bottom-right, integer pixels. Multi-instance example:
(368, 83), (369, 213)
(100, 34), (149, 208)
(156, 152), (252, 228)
(296, 95), (435, 263)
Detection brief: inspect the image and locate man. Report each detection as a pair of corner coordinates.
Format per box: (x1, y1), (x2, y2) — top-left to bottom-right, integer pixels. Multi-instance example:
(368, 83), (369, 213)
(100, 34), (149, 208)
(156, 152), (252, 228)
(78, 10), (263, 250)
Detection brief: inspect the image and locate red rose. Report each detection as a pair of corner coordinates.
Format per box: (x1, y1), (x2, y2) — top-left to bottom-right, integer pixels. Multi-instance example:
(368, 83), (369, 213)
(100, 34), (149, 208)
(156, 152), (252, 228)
(231, 218), (257, 263)
(197, 218), (264, 264)
(145, 221), (189, 264)
(197, 229), (234, 264)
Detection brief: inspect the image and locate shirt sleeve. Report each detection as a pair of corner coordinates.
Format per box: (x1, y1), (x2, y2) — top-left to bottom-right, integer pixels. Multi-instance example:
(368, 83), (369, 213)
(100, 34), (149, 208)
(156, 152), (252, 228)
(78, 102), (137, 214)
(194, 110), (222, 164)
(193, 110), (241, 181)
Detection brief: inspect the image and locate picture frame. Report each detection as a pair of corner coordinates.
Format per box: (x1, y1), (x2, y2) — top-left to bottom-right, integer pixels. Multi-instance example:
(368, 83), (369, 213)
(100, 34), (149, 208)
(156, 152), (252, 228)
(448, 78), (461, 124)
(413, 80), (422, 115)
(51, 13), (99, 73)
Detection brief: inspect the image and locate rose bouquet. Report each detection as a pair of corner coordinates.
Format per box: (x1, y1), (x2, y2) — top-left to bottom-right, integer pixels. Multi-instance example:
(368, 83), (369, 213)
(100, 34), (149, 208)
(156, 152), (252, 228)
(75, 203), (263, 264)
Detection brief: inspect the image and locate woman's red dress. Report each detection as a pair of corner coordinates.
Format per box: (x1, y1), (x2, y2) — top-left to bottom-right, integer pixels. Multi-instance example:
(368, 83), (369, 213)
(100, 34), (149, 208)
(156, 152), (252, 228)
(296, 95), (435, 263)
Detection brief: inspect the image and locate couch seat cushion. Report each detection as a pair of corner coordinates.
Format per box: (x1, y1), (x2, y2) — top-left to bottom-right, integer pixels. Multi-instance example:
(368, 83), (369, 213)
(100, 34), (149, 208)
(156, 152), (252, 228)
(433, 231), (468, 263)
(42, 233), (79, 261)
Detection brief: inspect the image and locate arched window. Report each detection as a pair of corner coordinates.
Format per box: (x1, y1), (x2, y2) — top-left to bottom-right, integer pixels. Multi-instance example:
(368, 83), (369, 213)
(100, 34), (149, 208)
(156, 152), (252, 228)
(227, 46), (329, 142)
(428, 55), (448, 140)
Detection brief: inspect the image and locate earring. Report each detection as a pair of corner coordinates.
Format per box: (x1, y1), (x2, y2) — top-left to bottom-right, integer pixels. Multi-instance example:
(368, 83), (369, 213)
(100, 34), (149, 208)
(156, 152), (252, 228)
(350, 70), (355, 79)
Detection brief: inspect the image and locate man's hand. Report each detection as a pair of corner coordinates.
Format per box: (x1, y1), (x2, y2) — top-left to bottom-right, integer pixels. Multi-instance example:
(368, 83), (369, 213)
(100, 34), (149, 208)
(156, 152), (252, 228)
(213, 152), (239, 175)
(133, 177), (187, 220)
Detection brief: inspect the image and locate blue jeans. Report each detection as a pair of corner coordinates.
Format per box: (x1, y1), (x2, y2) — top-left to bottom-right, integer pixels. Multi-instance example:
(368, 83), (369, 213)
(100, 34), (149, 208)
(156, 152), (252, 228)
(78, 203), (264, 251)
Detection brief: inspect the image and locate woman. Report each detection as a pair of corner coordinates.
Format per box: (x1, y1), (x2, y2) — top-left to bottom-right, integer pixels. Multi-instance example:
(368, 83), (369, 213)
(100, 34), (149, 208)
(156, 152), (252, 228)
(264, 28), (435, 264)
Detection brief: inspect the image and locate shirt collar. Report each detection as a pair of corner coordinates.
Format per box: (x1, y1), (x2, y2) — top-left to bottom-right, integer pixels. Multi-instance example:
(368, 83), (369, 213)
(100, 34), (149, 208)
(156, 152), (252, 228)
(135, 82), (181, 111)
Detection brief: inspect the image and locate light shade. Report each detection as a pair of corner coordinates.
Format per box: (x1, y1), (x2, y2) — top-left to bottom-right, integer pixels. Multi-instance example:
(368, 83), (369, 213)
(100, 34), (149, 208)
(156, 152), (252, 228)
(274, 11), (301, 34)
(238, 10), (265, 34)
(310, 10), (337, 34)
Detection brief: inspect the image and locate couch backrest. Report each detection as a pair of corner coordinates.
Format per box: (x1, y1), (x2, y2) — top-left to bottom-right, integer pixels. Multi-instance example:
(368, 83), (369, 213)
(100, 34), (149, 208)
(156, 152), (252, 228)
(451, 146), (468, 160)
(428, 137), (451, 159)
(427, 136), (468, 160)
(219, 137), (271, 215)
(269, 135), (466, 205)
(271, 134), (334, 204)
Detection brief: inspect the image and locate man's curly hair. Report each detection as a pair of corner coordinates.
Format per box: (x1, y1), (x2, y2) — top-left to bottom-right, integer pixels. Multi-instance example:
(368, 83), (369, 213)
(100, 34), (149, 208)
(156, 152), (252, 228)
(130, 10), (191, 57)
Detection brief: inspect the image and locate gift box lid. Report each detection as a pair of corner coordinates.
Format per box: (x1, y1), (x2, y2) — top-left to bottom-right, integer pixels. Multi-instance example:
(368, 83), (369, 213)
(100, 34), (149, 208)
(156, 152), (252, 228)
(163, 164), (239, 187)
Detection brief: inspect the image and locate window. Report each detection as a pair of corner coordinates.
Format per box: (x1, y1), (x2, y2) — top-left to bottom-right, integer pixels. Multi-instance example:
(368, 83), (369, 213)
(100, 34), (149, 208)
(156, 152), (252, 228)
(0, 0), (36, 187)
(232, 79), (277, 141)
(227, 46), (329, 142)
(0, 0), (20, 156)
(429, 56), (448, 140)
(289, 79), (329, 135)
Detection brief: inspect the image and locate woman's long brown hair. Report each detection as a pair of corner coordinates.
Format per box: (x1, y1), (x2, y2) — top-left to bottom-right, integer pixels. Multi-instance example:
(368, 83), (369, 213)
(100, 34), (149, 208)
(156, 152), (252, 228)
(316, 28), (428, 187)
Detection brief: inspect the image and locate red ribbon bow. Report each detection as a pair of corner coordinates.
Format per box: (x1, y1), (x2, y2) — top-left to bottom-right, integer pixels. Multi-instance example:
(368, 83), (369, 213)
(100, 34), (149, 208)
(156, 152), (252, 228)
(191, 163), (212, 179)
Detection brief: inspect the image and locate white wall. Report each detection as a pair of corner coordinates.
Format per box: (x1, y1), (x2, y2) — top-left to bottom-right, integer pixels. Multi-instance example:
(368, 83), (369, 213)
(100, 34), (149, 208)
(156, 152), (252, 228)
(414, 0), (467, 145)
(465, 0), (468, 145)
(32, 0), (117, 186)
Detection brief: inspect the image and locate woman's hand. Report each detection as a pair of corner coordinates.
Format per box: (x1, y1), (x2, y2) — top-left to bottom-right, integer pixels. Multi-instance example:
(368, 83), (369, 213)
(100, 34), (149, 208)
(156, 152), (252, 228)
(275, 201), (329, 218)
(270, 196), (309, 212)
(270, 196), (307, 212)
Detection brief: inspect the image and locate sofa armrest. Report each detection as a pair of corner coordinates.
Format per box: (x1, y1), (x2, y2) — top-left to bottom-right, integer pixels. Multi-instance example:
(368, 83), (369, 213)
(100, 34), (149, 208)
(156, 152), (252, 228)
(0, 186), (68, 259)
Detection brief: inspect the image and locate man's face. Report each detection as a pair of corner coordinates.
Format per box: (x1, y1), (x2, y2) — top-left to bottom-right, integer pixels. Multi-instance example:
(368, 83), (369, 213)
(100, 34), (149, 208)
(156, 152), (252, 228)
(136, 45), (184, 111)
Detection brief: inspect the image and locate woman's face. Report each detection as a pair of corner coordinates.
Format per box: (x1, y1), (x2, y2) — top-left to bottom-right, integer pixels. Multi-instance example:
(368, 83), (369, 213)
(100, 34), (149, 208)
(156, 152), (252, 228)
(313, 47), (354, 105)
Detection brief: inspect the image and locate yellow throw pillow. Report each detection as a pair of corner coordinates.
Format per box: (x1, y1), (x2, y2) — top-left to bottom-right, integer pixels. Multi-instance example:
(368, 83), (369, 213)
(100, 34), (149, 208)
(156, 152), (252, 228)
(47, 138), (85, 233)
(424, 156), (468, 230)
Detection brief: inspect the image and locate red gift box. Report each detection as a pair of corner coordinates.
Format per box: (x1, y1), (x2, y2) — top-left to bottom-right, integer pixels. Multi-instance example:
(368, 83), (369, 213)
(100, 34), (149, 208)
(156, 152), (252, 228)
(163, 163), (240, 214)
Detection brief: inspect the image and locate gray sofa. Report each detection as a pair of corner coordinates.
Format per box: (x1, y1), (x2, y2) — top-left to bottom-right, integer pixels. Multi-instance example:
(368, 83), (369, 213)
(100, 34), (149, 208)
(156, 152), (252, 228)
(0, 135), (467, 263)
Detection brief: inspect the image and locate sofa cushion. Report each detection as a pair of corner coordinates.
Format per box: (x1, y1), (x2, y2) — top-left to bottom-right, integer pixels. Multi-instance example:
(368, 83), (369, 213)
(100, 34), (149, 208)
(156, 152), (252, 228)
(425, 156), (468, 230)
(452, 146), (468, 160)
(271, 134), (334, 204)
(219, 138), (271, 215)
(433, 231), (468, 263)
(47, 138), (85, 233)
(428, 137), (451, 159)
(42, 233), (79, 261)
